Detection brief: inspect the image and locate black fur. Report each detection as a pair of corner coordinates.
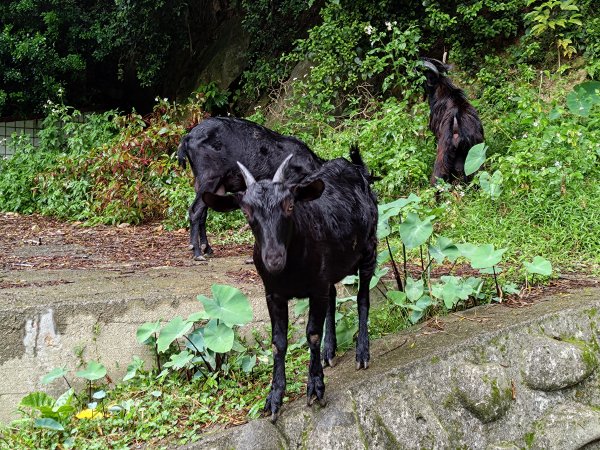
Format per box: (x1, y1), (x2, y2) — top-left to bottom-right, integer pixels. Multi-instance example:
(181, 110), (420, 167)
(203, 147), (378, 422)
(177, 117), (323, 259)
(422, 57), (484, 185)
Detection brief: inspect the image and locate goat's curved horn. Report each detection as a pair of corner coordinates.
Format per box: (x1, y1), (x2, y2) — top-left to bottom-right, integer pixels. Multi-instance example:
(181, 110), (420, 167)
(273, 154), (294, 184)
(422, 60), (439, 75)
(237, 161), (256, 188)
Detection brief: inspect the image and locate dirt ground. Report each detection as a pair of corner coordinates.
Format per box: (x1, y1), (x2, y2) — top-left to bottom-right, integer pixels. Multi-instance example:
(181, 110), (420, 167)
(0, 212), (598, 305)
(0, 212), (254, 271)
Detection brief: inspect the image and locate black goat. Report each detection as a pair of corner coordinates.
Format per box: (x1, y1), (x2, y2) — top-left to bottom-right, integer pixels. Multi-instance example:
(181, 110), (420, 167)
(421, 57), (484, 185)
(178, 117), (323, 260)
(203, 148), (378, 422)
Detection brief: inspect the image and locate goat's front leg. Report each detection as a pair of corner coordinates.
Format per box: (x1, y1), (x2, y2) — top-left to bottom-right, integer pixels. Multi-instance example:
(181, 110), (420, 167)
(306, 293), (328, 407)
(264, 293), (289, 422)
(323, 284), (337, 367)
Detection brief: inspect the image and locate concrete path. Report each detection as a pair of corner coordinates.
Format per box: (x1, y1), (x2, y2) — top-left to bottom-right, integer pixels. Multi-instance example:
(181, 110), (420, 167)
(0, 256), (272, 423)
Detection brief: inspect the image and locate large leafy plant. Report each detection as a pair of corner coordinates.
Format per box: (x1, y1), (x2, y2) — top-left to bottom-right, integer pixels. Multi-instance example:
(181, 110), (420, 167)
(137, 284), (255, 379)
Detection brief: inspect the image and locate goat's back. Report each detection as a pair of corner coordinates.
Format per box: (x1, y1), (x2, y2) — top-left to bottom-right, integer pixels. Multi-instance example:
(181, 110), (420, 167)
(179, 117), (323, 186)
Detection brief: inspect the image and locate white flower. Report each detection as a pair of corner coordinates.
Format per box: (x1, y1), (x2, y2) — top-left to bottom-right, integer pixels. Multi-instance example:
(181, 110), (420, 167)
(533, 121), (539, 127)
(293, 77), (298, 81)
(385, 21), (392, 31)
(522, 133), (528, 138)
(364, 24), (374, 35)
(554, 161), (561, 168)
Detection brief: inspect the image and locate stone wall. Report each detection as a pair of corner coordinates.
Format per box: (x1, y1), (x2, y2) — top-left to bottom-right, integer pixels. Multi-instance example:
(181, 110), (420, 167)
(187, 288), (600, 450)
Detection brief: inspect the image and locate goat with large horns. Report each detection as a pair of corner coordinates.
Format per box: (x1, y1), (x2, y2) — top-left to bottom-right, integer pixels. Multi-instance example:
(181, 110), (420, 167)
(203, 147), (378, 422)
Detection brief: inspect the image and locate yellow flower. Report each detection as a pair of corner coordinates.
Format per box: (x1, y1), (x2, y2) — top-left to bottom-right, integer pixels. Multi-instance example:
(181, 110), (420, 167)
(75, 408), (105, 419)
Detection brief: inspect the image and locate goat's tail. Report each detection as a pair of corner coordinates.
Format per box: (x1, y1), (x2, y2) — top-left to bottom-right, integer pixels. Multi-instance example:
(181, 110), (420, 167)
(349, 143), (381, 184)
(177, 138), (188, 169)
(349, 143), (365, 168)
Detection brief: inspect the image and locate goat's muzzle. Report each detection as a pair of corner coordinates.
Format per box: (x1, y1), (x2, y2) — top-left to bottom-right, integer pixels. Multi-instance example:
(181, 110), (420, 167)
(263, 249), (286, 274)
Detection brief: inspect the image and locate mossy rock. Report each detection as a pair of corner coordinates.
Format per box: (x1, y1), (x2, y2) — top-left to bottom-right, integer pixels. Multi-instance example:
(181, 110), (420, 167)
(522, 336), (598, 391)
(453, 362), (513, 423)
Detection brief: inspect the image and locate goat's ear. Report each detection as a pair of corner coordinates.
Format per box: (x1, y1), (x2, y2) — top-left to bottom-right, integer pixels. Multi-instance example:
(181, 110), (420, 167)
(425, 70), (438, 86)
(293, 179), (325, 202)
(202, 192), (241, 212)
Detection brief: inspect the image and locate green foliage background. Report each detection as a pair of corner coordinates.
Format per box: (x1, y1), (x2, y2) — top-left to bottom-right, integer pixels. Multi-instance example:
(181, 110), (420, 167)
(0, 1), (599, 258)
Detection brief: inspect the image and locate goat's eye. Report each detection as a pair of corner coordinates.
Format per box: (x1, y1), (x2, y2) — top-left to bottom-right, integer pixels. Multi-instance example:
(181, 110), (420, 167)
(283, 200), (294, 214)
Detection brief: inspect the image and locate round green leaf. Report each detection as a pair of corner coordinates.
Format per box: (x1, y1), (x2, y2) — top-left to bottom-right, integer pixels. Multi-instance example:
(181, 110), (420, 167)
(186, 328), (206, 353)
(34, 418), (64, 431)
(479, 170), (503, 199)
(428, 236), (460, 263)
(405, 277), (424, 302)
(92, 390), (106, 400)
(240, 355), (256, 373)
(524, 256), (552, 276)
(41, 367), (67, 385)
(163, 350), (194, 370)
(204, 319), (234, 353)
(199, 284), (253, 327)
(157, 317), (193, 353)
(187, 310), (209, 323)
(400, 212), (433, 249)
(75, 361), (106, 381)
(136, 320), (161, 344)
(464, 143), (487, 176)
(123, 356), (145, 382)
(387, 290), (407, 306)
(469, 245), (507, 269)
(414, 295), (432, 311)
(431, 276), (473, 309)
(567, 81), (600, 116)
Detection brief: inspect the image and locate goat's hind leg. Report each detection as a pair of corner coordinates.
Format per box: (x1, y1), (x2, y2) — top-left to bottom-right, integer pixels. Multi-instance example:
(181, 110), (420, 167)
(356, 255), (375, 370)
(188, 194), (205, 261)
(306, 292), (328, 407)
(322, 284), (337, 367)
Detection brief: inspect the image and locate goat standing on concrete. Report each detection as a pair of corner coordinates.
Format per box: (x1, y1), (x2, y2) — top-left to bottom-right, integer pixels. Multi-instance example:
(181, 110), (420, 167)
(178, 117), (323, 260)
(422, 57), (484, 185)
(203, 148), (378, 422)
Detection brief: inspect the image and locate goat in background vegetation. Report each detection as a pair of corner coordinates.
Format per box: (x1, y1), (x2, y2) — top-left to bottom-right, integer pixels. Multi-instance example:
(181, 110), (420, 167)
(177, 117), (323, 260)
(202, 148), (378, 422)
(421, 57), (484, 185)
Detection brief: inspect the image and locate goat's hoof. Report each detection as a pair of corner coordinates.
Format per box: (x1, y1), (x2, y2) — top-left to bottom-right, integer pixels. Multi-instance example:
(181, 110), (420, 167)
(269, 411), (279, 423)
(356, 360), (369, 370)
(244, 257), (254, 265)
(193, 255), (207, 262)
(307, 394), (327, 408)
(323, 357), (336, 368)
(187, 244), (195, 250)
